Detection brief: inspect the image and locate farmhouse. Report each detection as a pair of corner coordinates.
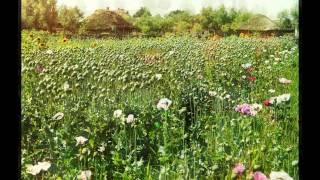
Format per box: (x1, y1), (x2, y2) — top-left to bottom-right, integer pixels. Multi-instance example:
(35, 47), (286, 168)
(83, 8), (135, 36)
(236, 14), (294, 37)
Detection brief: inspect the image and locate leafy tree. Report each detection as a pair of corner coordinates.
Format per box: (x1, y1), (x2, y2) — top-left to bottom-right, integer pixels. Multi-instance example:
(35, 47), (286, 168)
(58, 5), (84, 33)
(21, 0), (58, 32)
(199, 7), (216, 32)
(133, 7), (152, 18)
(277, 10), (293, 29)
(230, 11), (254, 30)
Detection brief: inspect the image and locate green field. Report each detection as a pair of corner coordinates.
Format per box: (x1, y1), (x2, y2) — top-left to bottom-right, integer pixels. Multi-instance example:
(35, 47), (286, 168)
(21, 31), (298, 179)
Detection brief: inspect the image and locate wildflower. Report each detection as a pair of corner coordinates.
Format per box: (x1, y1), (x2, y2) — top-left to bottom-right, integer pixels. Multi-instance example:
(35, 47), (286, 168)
(113, 109), (123, 118)
(235, 103), (262, 116)
(253, 171), (268, 180)
(251, 103), (262, 111)
(157, 98), (172, 111)
(52, 112), (64, 120)
(241, 63), (252, 69)
(75, 136), (88, 146)
(46, 49), (53, 55)
(247, 76), (256, 81)
(209, 91), (217, 97)
(263, 99), (272, 106)
(270, 94), (291, 105)
(136, 158), (144, 167)
(233, 163), (245, 176)
(242, 75), (246, 79)
(279, 78), (292, 84)
(126, 114), (135, 124)
(37, 161), (51, 171)
(78, 170), (92, 180)
(98, 145), (105, 153)
(63, 81), (70, 91)
(26, 161), (51, 175)
(275, 57), (280, 61)
(268, 89), (275, 93)
(270, 171), (293, 180)
(168, 50), (174, 55)
(264, 60), (269, 64)
(26, 164), (42, 175)
(225, 94), (231, 99)
(155, 74), (162, 80)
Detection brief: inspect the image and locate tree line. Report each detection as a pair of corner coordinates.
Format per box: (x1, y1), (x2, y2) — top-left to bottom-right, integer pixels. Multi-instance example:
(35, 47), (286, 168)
(22, 0), (298, 37)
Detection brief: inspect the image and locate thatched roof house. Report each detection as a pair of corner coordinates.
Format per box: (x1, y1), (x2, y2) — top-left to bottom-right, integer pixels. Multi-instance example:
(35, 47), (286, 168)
(83, 9), (135, 35)
(236, 14), (293, 36)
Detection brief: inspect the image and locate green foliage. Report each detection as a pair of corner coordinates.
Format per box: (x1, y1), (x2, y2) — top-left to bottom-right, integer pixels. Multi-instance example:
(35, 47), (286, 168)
(22, 0), (58, 32)
(58, 5), (83, 33)
(133, 7), (152, 18)
(277, 10), (292, 29)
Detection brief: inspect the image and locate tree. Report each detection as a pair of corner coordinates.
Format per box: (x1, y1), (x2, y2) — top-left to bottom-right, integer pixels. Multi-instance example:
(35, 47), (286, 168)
(200, 7), (216, 32)
(277, 10), (293, 29)
(58, 6), (84, 33)
(165, 10), (193, 34)
(230, 11), (254, 30)
(133, 7), (151, 18)
(21, 0), (58, 32)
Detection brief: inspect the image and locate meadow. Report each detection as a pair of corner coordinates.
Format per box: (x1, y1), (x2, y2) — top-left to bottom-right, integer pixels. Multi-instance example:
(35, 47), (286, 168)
(21, 30), (298, 179)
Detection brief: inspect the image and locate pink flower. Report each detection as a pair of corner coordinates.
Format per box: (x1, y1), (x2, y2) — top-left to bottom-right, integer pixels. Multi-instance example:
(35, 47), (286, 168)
(253, 171), (268, 180)
(233, 163), (245, 175)
(235, 103), (262, 116)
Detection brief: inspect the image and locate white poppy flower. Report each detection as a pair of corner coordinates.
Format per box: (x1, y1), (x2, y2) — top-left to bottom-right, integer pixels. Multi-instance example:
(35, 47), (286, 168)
(155, 74), (162, 80)
(279, 78), (292, 84)
(37, 161), (51, 171)
(113, 110), (123, 118)
(26, 164), (42, 175)
(251, 103), (262, 111)
(242, 75), (246, 79)
(270, 171), (293, 180)
(78, 170), (92, 180)
(209, 91), (217, 97)
(126, 114), (135, 124)
(52, 112), (64, 120)
(157, 98), (172, 111)
(277, 93), (291, 103)
(75, 136), (88, 146)
(98, 146), (105, 152)
(63, 82), (70, 91)
(241, 63), (252, 69)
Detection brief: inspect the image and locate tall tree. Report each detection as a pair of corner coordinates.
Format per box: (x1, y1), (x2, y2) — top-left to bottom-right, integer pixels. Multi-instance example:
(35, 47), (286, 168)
(21, 0), (58, 32)
(133, 7), (151, 18)
(58, 5), (84, 33)
(277, 10), (293, 29)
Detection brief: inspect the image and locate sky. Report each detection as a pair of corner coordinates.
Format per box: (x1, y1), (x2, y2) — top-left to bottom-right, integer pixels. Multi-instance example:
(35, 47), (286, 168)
(57, 0), (298, 19)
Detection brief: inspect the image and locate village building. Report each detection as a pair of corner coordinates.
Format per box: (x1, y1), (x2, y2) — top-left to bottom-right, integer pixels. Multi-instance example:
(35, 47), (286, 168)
(236, 14), (294, 37)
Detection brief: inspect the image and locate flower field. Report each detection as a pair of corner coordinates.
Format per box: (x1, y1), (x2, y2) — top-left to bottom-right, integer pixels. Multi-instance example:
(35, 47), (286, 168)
(21, 31), (298, 179)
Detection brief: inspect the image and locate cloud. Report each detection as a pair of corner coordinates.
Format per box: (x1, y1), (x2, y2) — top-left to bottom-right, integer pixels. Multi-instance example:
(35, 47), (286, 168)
(57, 0), (298, 19)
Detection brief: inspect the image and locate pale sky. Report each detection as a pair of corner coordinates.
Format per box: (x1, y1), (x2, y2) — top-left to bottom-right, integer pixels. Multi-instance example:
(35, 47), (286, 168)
(57, 0), (298, 19)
